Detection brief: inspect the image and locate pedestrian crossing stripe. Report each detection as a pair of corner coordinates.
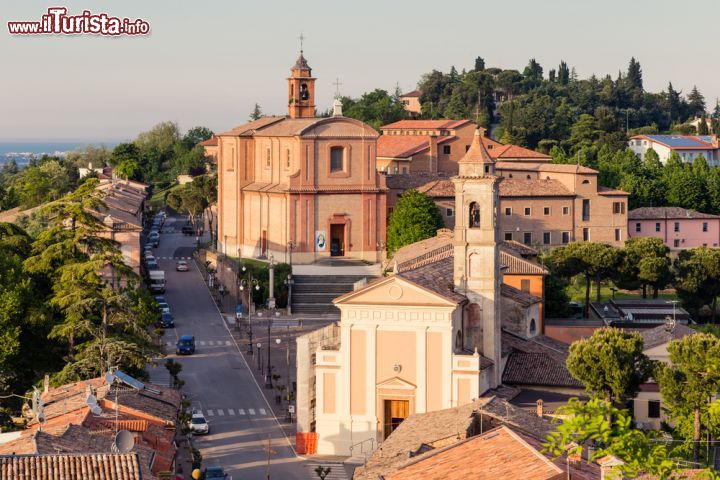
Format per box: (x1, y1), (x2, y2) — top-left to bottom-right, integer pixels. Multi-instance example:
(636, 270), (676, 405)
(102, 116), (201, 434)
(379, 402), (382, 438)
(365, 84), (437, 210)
(227, 409), (235, 415)
(248, 409), (255, 415)
(259, 408), (266, 415)
(238, 409), (245, 415)
(225, 341), (231, 346)
(217, 409), (225, 416)
(199, 341), (206, 346)
(207, 409), (214, 416)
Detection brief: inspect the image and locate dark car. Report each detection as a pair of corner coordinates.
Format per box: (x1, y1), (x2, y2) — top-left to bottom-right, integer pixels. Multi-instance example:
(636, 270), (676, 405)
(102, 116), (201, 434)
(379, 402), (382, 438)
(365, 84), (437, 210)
(146, 259), (159, 270)
(160, 312), (174, 328)
(204, 467), (227, 479)
(181, 225), (194, 236)
(176, 335), (195, 355)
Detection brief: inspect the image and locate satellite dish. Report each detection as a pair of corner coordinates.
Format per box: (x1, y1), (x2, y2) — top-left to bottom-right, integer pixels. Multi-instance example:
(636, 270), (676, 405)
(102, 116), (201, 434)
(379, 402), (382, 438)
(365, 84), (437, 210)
(86, 394), (98, 406)
(105, 372), (116, 385)
(114, 430), (134, 453)
(91, 405), (102, 415)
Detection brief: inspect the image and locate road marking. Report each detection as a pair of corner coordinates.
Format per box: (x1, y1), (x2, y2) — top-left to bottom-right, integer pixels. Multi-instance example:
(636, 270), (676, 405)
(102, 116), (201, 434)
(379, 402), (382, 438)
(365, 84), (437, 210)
(166, 341), (172, 347)
(238, 409), (245, 415)
(225, 341), (231, 346)
(199, 341), (206, 346)
(248, 408), (255, 415)
(217, 409), (225, 416)
(259, 408), (266, 415)
(227, 409), (235, 416)
(206, 409), (214, 417)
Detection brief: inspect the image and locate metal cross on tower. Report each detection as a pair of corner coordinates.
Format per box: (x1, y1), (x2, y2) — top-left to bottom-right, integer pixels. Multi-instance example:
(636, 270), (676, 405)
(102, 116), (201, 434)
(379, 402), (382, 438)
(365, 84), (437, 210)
(333, 77), (343, 98)
(298, 33), (305, 53)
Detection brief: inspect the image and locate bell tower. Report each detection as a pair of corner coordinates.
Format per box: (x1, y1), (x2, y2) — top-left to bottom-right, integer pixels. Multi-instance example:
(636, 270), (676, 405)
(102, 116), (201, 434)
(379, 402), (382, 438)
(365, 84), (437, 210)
(287, 49), (316, 119)
(452, 127), (503, 386)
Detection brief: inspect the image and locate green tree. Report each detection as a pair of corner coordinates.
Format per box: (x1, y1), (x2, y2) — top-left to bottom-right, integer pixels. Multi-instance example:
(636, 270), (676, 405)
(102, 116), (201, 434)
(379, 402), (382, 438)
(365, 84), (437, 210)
(473, 56), (485, 71)
(115, 160), (139, 180)
(656, 333), (720, 463)
(545, 398), (678, 479)
(674, 247), (720, 322)
(554, 242), (619, 316)
(387, 190), (444, 256)
(687, 85), (706, 118)
(249, 103), (263, 121)
(341, 89), (408, 130)
(567, 328), (652, 405)
(617, 237), (672, 298)
(109, 143), (140, 167)
(182, 126), (213, 150)
(166, 184), (208, 230)
(698, 115), (710, 135)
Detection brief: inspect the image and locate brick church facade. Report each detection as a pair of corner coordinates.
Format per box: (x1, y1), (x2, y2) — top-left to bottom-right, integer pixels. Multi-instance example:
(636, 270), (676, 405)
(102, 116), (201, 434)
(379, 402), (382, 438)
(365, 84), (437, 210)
(216, 52), (387, 264)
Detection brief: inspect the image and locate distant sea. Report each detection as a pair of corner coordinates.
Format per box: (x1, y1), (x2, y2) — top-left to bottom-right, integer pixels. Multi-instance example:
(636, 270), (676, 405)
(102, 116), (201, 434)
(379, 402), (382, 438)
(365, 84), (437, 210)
(0, 141), (120, 168)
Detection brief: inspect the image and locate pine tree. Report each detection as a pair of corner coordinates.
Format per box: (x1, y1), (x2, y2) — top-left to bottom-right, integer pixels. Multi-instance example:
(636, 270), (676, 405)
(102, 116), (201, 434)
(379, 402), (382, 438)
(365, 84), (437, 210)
(698, 114), (710, 135)
(558, 61), (570, 85)
(474, 56), (485, 71)
(249, 103), (263, 121)
(625, 57), (643, 91)
(687, 85), (706, 118)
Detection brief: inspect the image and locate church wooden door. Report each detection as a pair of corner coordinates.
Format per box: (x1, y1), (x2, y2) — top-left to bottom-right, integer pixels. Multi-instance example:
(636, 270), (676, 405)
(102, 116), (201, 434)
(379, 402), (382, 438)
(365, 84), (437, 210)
(383, 399), (409, 439)
(330, 224), (345, 257)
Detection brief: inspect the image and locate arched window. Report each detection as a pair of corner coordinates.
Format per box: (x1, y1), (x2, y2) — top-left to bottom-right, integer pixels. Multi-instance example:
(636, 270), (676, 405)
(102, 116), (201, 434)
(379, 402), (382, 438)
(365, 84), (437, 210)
(469, 202), (481, 228)
(582, 179), (590, 184)
(526, 174), (531, 180)
(300, 83), (309, 100)
(286, 149), (291, 168)
(529, 318), (537, 335)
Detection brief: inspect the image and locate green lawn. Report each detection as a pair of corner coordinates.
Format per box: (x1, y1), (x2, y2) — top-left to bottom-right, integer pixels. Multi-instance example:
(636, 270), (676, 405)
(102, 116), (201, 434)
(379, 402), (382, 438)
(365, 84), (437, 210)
(565, 278), (678, 304)
(149, 183), (182, 208)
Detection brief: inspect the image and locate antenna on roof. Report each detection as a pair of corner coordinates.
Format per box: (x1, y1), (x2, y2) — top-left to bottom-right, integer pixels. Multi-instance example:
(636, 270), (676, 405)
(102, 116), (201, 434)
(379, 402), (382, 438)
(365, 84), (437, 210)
(112, 429), (134, 454)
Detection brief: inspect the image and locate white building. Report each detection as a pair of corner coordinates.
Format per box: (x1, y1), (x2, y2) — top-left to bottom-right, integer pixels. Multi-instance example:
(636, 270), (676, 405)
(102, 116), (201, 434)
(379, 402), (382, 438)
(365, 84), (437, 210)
(628, 134), (720, 166)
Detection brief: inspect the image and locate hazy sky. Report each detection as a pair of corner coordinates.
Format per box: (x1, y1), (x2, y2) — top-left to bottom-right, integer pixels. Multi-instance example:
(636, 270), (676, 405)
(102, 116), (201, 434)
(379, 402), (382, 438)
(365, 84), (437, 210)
(2, 0), (718, 142)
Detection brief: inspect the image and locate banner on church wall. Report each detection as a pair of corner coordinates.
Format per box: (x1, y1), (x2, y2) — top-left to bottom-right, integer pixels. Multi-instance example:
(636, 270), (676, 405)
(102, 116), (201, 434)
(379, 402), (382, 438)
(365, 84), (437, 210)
(315, 231), (327, 251)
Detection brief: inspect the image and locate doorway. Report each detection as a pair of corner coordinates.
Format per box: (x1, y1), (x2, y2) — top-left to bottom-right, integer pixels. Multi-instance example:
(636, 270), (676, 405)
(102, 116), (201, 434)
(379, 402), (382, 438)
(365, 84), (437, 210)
(330, 224), (345, 257)
(383, 399), (409, 439)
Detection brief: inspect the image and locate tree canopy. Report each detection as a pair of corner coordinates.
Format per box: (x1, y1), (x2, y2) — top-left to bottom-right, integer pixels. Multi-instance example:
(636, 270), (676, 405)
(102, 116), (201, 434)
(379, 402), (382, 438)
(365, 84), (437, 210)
(387, 190), (444, 256)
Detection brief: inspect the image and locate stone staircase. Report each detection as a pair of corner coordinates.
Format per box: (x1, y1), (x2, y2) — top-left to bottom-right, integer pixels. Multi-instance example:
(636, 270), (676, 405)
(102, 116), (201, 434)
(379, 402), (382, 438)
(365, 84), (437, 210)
(291, 275), (375, 315)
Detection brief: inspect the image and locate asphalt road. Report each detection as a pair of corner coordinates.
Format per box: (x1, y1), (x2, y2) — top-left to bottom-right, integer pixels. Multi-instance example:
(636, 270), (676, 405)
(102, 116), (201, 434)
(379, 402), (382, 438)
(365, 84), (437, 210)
(146, 215), (306, 480)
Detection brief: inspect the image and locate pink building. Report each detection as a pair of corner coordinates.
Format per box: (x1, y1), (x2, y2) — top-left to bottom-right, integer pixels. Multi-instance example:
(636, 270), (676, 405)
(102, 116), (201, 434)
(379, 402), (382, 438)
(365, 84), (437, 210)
(628, 206), (720, 249)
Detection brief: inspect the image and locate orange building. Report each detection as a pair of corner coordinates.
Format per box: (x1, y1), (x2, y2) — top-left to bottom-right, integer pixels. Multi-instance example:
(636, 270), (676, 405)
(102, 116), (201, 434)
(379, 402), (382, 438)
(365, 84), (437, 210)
(216, 52), (387, 264)
(399, 90), (422, 116)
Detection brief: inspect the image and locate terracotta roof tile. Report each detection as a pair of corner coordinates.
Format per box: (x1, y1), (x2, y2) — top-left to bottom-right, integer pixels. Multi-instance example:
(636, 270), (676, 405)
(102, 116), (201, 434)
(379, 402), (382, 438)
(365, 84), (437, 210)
(501, 284), (541, 306)
(0, 453), (142, 480)
(629, 206), (720, 220)
(493, 144), (550, 160)
(500, 178), (574, 197)
(385, 425), (564, 480)
(218, 116), (285, 136)
(398, 256), (466, 304)
(597, 186), (629, 196)
(639, 323), (697, 350)
(381, 119), (472, 130)
(377, 135), (450, 158)
(199, 135), (218, 147)
(497, 161), (597, 174)
(400, 90), (421, 98)
(501, 332), (583, 388)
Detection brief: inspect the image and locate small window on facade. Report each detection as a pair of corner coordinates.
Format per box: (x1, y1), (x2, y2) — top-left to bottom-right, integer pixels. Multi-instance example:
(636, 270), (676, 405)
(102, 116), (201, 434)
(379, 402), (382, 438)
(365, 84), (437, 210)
(703, 222), (708, 232)
(615, 229), (621, 242)
(526, 174), (531, 180)
(446, 208), (454, 217)
(656, 222), (661, 232)
(504, 232), (513, 241)
(562, 231), (570, 244)
(266, 146), (271, 167)
(469, 202), (481, 228)
(286, 149), (291, 168)
(521, 279), (531, 292)
(673, 239), (680, 247)
(582, 199), (590, 221)
(523, 232), (532, 245)
(562, 206), (569, 215)
(330, 146), (344, 172)
(543, 207), (551, 216)
(402, 167), (408, 174)
(524, 207), (531, 216)
(582, 179), (590, 184)
(443, 145), (451, 155)
(648, 400), (661, 419)
(674, 222), (680, 232)
(509, 174), (513, 178)
(636, 223), (641, 232)
(484, 165), (490, 174)
(613, 202), (623, 214)
(465, 145), (470, 152)
(583, 228), (589, 241)
(529, 318), (536, 334)
(543, 232), (551, 244)
(504, 207), (512, 216)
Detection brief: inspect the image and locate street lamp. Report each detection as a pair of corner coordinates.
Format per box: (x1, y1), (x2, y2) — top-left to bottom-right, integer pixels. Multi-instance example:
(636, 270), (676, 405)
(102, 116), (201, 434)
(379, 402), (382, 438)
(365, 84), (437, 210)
(239, 265), (260, 355)
(287, 240), (296, 270)
(284, 274), (294, 315)
(275, 337), (290, 404)
(256, 343), (263, 372)
(264, 310), (276, 389)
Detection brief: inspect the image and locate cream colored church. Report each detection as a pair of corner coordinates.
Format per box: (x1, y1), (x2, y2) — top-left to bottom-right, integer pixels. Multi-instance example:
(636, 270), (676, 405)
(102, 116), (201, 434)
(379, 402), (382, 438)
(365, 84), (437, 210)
(304, 130), (545, 455)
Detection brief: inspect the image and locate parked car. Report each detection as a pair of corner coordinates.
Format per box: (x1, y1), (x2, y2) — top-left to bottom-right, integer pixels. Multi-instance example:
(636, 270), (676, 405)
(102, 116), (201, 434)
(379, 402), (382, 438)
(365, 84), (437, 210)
(145, 254), (156, 264)
(203, 467), (227, 479)
(188, 411), (209, 435)
(568, 302), (584, 319)
(146, 259), (159, 270)
(176, 335), (195, 355)
(176, 260), (189, 272)
(157, 302), (170, 314)
(148, 232), (160, 247)
(154, 295), (166, 304)
(181, 225), (194, 236)
(160, 312), (174, 328)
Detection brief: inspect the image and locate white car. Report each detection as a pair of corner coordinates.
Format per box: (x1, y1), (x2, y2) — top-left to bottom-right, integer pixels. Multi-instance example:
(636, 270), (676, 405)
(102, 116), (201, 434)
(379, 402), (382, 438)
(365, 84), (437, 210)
(189, 411), (209, 435)
(176, 260), (189, 272)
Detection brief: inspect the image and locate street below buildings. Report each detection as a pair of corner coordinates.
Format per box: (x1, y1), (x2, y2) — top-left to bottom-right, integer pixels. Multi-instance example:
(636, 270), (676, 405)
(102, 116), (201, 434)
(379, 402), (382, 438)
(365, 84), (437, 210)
(146, 214), (307, 480)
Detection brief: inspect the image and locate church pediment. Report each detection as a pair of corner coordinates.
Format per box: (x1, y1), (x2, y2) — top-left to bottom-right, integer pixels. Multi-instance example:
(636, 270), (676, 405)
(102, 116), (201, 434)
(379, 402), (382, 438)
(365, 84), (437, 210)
(376, 376), (416, 390)
(333, 276), (457, 307)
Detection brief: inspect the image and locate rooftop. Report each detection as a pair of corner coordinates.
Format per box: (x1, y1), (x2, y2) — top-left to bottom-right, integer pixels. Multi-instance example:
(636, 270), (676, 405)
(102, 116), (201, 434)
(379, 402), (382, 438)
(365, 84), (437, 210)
(632, 134), (717, 149)
(0, 453), (142, 480)
(639, 323), (697, 350)
(377, 135), (452, 158)
(381, 119), (472, 130)
(629, 206), (720, 220)
(501, 331), (583, 389)
(400, 90), (421, 98)
(496, 161), (598, 174)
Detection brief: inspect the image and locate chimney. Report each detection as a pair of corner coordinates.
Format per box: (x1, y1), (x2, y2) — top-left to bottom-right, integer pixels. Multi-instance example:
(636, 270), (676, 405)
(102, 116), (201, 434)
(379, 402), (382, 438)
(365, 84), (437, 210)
(429, 135), (438, 173)
(478, 127), (487, 137)
(536, 399), (544, 417)
(43, 375), (50, 394)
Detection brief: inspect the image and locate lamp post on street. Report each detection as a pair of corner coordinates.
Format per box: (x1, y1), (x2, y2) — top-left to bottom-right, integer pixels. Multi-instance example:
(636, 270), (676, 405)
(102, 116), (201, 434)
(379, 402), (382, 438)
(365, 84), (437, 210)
(239, 264), (260, 355)
(256, 343), (263, 372)
(285, 274), (294, 315)
(264, 256), (277, 389)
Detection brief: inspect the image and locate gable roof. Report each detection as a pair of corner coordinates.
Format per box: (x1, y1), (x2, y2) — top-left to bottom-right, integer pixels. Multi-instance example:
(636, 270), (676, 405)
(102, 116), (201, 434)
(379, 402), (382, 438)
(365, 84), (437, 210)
(199, 135), (218, 147)
(632, 134), (717, 150)
(377, 135), (452, 158)
(385, 425), (564, 480)
(497, 161), (597, 174)
(500, 178), (574, 197)
(492, 144), (551, 160)
(381, 119), (472, 130)
(331, 274), (460, 307)
(400, 90), (421, 98)
(639, 323), (697, 350)
(501, 331), (583, 388)
(0, 453), (142, 480)
(219, 116), (378, 139)
(629, 206), (720, 220)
